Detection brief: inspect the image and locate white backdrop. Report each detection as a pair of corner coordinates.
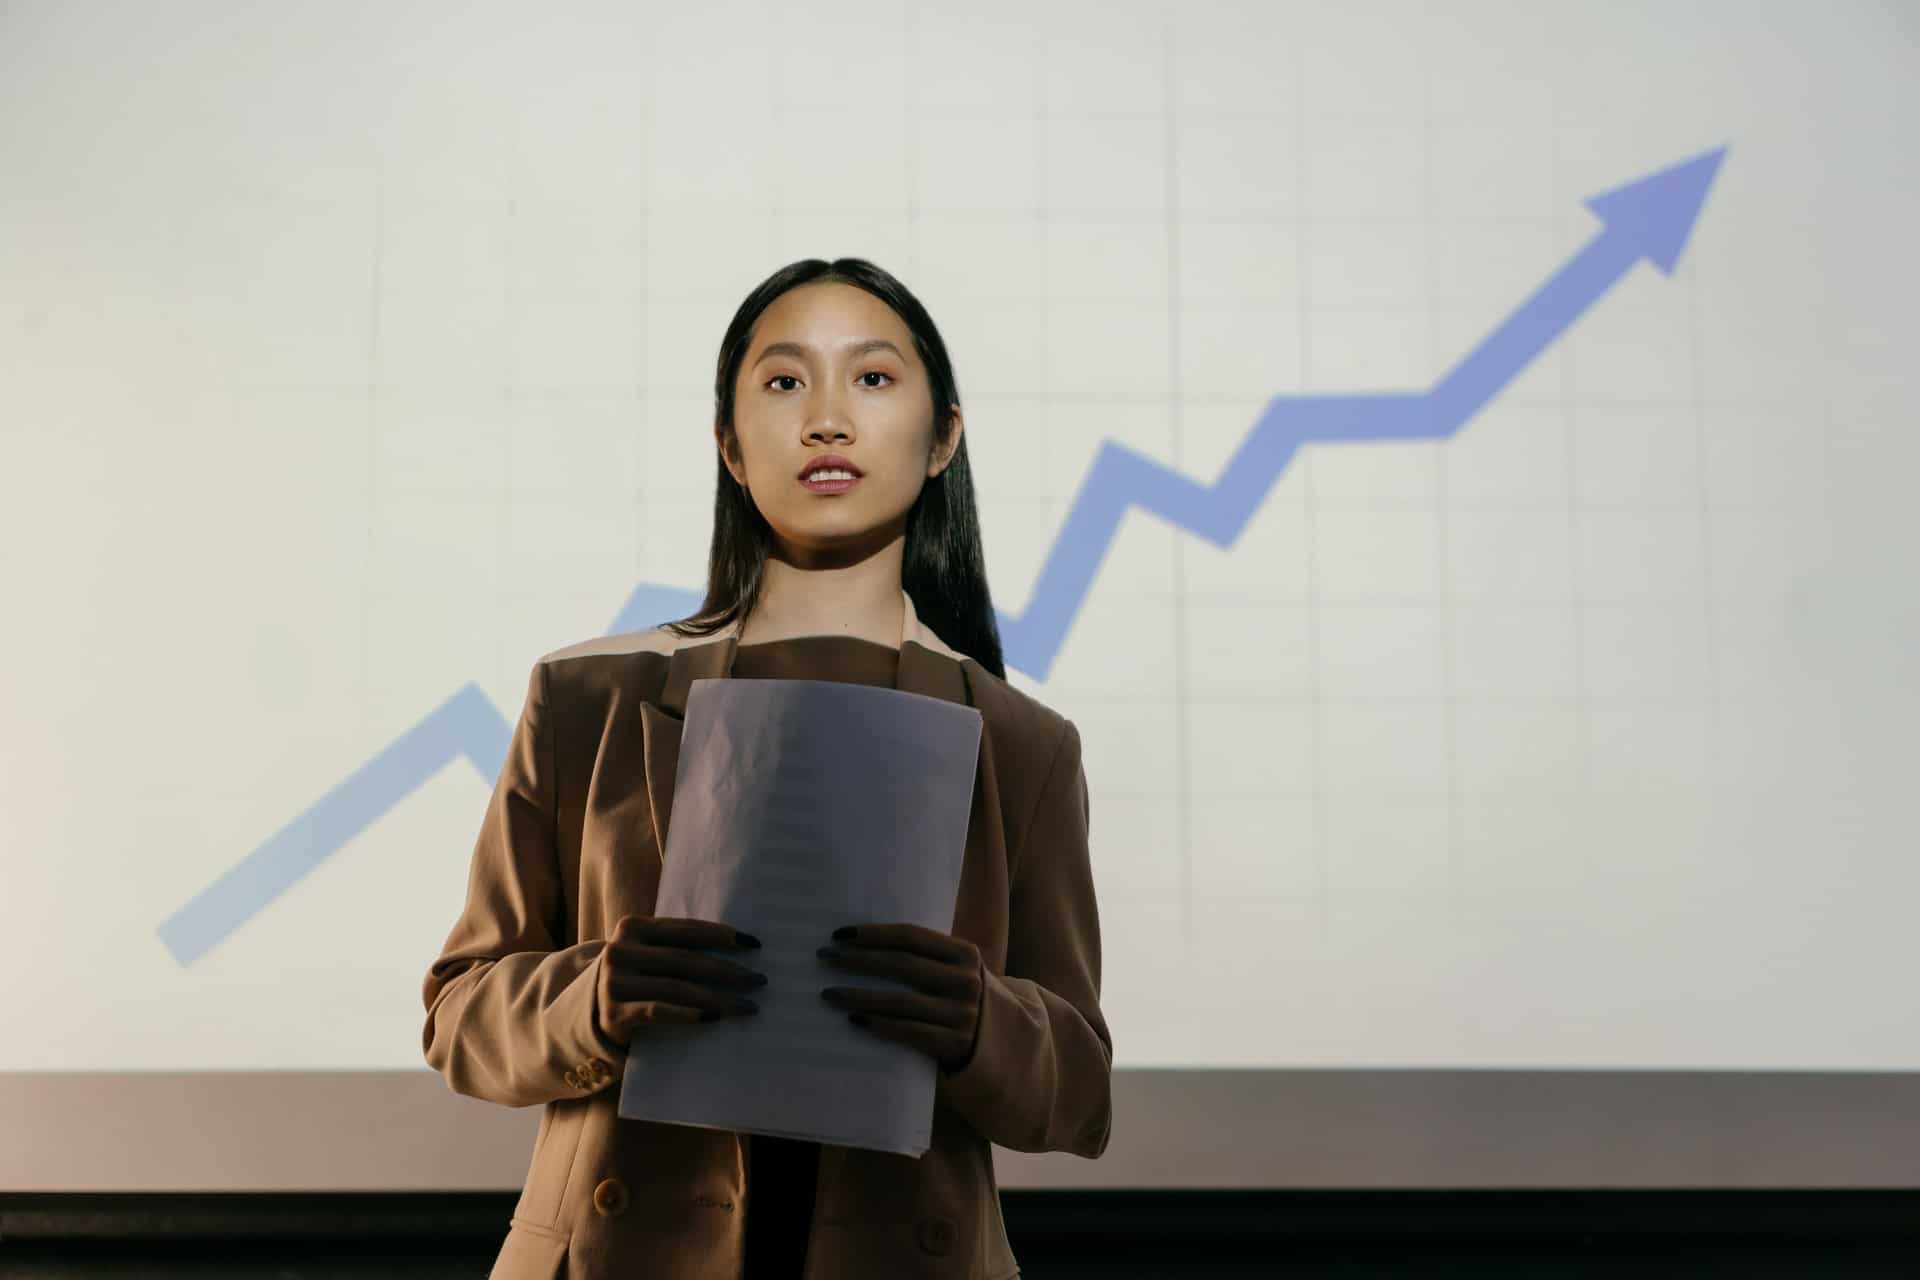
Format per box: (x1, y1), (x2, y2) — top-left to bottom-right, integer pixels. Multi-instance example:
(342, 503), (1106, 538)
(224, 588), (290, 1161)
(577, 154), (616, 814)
(3, 0), (1917, 1111)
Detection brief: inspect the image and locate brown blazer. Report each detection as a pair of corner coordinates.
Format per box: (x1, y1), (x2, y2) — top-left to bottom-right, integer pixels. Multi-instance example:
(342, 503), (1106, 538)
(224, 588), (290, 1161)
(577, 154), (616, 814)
(421, 587), (1113, 1279)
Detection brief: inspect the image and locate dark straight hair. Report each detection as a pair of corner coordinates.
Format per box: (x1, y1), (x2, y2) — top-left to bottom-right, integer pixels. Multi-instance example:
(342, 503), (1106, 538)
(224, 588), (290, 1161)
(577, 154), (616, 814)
(660, 257), (1007, 681)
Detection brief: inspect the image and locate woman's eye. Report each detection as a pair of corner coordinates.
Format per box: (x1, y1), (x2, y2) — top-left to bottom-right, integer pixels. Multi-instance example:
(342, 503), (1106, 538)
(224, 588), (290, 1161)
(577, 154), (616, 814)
(766, 372), (889, 391)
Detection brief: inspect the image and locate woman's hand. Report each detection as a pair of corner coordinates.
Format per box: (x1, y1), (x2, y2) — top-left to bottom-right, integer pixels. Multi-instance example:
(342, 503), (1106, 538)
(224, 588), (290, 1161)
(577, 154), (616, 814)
(594, 915), (765, 1048)
(817, 923), (984, 1073)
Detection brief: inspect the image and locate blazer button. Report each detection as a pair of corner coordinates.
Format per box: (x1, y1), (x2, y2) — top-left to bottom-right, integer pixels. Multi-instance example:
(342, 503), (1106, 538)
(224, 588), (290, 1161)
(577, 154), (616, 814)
(916, 1215), (955, 1256)
(592, 1177), (630, 1217)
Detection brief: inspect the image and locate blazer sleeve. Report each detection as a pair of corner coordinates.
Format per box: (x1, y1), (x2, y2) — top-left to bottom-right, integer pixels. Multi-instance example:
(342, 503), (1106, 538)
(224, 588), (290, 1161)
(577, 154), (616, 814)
(936, 716), (1113, 1157)
(420, 659), (625, 1108)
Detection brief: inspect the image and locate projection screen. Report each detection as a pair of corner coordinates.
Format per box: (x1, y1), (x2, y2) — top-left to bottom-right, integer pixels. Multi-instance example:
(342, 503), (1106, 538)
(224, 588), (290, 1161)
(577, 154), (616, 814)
(4, 0), (1918, 1191)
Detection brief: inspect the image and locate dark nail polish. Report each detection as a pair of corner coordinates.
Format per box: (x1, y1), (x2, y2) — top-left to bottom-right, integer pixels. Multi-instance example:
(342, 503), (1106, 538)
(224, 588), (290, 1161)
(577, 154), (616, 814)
(736, 931), (762, 948)
(816, 945), (840, 960)
(748, 972), (768, 986)
(700, 1009), (722, 1022)
(832, 926), (857, 941)
(734, 998), (758, 1015)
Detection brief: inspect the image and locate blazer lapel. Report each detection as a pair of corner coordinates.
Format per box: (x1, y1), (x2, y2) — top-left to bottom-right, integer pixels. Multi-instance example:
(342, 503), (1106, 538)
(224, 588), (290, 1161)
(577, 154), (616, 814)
(640, 631), (736, 863)
(894, 587), (974, 710)
(638, 588), (974, 862)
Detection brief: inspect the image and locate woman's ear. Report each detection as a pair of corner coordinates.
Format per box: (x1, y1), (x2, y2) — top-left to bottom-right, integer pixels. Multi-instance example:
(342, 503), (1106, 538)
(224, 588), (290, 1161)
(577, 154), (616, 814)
(929, 407), (963, 478)
(715, 426), (744, 485)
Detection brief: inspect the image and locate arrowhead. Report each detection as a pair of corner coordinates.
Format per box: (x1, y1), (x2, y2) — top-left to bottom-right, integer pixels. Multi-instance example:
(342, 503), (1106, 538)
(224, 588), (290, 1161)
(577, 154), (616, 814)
(1582, 144), (1729, 276)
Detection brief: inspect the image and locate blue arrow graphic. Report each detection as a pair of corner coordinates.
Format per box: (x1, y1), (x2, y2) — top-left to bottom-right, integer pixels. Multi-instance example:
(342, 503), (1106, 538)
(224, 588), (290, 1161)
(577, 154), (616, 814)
(158, 143), (1728, 966)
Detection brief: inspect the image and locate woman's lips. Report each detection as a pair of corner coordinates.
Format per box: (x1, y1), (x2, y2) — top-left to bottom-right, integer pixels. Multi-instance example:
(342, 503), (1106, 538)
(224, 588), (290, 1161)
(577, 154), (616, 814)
(799, 472), (861, 494)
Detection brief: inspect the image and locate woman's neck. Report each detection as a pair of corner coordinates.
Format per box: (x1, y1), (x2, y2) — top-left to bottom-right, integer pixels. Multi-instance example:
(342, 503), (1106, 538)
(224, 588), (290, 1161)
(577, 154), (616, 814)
(738, 561), (904, 650)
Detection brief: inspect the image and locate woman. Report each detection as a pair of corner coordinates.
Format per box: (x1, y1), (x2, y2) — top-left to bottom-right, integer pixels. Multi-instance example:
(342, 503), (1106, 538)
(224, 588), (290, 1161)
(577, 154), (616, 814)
(422, 257), (1113, 1280)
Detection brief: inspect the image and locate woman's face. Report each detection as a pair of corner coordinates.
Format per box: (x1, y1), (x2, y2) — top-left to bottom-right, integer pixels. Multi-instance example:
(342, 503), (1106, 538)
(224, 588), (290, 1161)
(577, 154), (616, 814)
(718, 281), (961, 567)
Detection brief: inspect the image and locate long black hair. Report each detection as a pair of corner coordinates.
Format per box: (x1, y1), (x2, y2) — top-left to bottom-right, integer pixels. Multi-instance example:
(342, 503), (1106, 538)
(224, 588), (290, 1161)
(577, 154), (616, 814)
(660, 257), (1006, 681)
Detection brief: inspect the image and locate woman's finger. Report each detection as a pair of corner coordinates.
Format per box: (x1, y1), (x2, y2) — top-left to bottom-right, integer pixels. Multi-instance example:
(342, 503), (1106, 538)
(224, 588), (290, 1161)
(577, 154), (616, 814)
(822, 983), (969, 1029)
(611, 973), (751, 1013)
(818, 943), (978, 1000)
(620, 999), (706, 1025)
(832, 923), (973, 968)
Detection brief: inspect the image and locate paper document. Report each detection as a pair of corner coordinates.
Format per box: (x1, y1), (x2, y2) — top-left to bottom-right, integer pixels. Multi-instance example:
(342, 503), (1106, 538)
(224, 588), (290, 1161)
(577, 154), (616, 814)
(616, 676), (983, 1157)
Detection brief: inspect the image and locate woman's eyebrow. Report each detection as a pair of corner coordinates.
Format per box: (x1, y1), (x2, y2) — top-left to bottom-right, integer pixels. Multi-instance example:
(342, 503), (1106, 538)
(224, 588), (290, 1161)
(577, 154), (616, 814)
(751, 337), (905, 366)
